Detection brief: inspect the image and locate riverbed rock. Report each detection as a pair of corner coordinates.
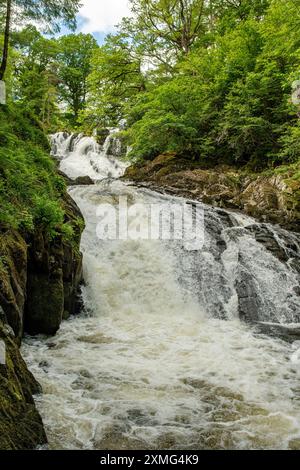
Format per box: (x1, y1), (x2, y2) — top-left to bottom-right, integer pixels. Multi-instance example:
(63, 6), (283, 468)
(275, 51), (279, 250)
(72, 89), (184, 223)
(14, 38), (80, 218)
(124, 154), (300, 232)
(235, 269), (261, 322)
(254, 321), (300, 343)
(73, 175), (94, 185)
(246, 224), (289, 262)
(26, 271), (64, 335)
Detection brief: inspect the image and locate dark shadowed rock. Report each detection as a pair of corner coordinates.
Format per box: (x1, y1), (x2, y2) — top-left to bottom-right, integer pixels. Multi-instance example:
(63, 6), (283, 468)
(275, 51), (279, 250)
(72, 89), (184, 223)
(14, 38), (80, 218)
(73, 175), (94, 185)
(254, 321), (300, 343)
(235, 270), (261, 322)
(95, 128), (109, 145)
(0, 228), (27, 342)
(246, 224), (288, 262)
(0, 310), (47, 449)
(25, 194), (84, 335)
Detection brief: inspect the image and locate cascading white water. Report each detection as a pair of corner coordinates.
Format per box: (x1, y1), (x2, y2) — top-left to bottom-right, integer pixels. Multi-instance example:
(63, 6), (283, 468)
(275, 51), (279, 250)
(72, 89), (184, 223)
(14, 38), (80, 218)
(50, 130), (128, 180)
(22, 132), (300, 450)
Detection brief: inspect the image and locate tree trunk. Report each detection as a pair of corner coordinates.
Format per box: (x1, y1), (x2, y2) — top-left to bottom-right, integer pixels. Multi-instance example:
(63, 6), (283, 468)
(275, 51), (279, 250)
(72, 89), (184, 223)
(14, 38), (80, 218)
(0, 0), (13, 81)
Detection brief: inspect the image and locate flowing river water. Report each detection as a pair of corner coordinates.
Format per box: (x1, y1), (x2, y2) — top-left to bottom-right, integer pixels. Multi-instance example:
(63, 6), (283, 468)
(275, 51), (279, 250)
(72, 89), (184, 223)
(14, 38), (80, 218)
(22, 132), (300, 450)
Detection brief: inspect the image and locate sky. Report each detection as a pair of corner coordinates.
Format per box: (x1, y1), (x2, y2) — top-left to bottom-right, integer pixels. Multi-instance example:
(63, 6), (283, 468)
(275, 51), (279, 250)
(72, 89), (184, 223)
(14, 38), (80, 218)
(77, 0), (131, 44)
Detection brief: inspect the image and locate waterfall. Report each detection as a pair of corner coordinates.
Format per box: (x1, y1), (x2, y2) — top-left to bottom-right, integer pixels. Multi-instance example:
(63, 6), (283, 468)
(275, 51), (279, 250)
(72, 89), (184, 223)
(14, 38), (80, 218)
(22, 132), (300, 450)
(50, 130), (129, 180)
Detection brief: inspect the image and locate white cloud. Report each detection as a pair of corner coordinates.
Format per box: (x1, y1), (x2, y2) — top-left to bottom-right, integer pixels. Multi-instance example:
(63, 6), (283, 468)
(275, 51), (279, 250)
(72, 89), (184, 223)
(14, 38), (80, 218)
(79, 0), (131, 34)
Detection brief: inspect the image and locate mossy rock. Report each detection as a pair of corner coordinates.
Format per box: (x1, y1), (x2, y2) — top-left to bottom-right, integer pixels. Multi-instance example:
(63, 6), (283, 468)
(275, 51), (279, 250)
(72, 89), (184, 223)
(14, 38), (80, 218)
(0, 229), (27, 340)
(0, 315), (47, 449)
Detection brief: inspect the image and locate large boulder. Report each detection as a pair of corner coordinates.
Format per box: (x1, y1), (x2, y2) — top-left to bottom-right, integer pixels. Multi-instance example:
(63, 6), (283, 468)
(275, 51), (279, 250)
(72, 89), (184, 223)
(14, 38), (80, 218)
(25, 196), (83, 336)
(73, 175), (94, 185)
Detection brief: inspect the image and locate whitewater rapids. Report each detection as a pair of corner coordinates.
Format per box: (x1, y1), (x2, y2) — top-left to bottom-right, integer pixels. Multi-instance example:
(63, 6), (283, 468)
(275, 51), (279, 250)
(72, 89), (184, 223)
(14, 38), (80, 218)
(22, 132), (300, 450)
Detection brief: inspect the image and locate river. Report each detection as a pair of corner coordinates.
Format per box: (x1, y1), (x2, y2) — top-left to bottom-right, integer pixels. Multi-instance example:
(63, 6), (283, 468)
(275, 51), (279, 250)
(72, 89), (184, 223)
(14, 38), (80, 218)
(22, 131), (300, 450)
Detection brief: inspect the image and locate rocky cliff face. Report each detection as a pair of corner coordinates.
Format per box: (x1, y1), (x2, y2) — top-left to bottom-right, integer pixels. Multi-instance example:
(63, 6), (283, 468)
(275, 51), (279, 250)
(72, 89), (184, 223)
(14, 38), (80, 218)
(25, 194), (83, 336)
(125, 153), (300, 232)
(0, 193), (84, 449)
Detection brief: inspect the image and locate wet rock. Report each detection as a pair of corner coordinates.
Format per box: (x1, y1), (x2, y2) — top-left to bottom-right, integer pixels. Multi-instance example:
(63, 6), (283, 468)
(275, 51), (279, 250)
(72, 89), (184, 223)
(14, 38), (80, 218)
(106, 133), (127, 157)
(245, 225), (300, 281)
(79, 369), (93, 378)
(0, 228), (27, 341)
(68, 133), (80, 153)
(77, 333), (113, 344)
(26, 273), (64, 335)
(124, 155), (300, 232)
(235, 270), (261, 322)
(246, 224), (288, 262)
(293, 286), (300, 296)
(0, 314), (47, 450)
(254, 322), (300, 343)
(38, 360), (50, 370)
(25, 193), (84, 335)
(73, 176), (94, 185)
(56, 169), (74, 185)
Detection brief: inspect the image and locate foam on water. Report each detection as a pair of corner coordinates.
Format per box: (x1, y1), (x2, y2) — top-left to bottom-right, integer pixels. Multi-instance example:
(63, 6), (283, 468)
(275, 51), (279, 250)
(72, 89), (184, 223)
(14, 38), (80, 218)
(22, 134), (300, 450)
(50, 131), (128, 180)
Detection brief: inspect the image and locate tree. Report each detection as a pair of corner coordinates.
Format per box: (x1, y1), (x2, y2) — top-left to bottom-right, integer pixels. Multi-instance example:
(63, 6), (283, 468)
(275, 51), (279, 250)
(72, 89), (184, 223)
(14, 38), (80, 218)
(13, 27), (60, 129)
(56, 33), (98, 123)
(128, 0), (206, 59)
(85, 33), (146, 127)
(0, 0), (81, 82)
(123, 0), (300, 168)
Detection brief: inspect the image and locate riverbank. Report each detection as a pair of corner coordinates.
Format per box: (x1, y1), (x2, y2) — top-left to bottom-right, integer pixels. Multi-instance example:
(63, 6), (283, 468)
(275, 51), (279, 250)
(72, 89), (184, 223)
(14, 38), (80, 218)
(0, 106), (84, 449)
(124, 153), (300, 233)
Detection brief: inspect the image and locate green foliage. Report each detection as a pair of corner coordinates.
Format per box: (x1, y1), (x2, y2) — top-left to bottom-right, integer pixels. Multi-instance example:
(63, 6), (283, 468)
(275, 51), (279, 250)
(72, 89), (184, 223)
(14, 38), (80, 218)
(0, 104), (71, 240)
(83, 33), (145, 128)
(278, 122), (300, 163)
(2, 0), (300, 175)
(126, 77), (206, 160)
(5, 0), (81, 33)
(12, 27), (61, 131)
(8, 28), (97, 130)
(119, 0), (300, 169)
(32, 197), (64, 235)
(56, 33), (98, 124)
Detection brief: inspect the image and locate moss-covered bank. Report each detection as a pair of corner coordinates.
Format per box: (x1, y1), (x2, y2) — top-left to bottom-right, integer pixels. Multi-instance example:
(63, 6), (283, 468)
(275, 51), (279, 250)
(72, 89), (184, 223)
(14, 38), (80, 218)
(0, 105), (84, 449)
(0, 313), (46, 449)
